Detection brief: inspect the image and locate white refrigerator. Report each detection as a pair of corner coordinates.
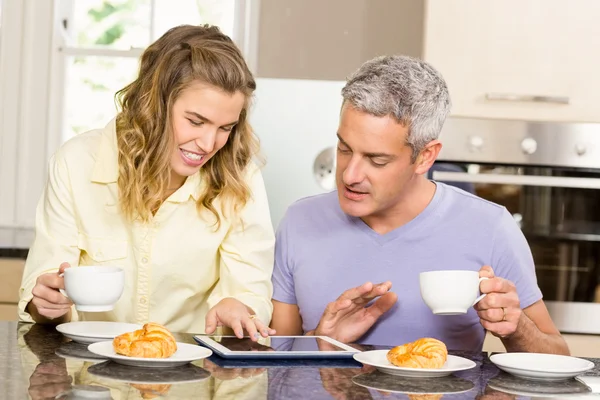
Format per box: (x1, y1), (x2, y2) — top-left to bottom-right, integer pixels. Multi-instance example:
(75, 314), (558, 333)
(250, 78), (346, 229)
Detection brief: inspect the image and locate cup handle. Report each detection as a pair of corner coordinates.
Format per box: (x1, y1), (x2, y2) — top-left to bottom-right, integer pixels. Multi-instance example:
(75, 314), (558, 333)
(472, 277), (489, 306)
(58, 272), (69, 298)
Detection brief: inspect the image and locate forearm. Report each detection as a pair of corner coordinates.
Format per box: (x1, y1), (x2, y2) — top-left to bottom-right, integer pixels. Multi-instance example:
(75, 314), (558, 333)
(26, 302), (71, 325)
(501, 313), (570, 355)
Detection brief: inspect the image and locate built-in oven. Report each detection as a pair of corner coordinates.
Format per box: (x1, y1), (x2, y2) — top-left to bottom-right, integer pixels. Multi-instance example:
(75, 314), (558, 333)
(434, 117), (600, 335)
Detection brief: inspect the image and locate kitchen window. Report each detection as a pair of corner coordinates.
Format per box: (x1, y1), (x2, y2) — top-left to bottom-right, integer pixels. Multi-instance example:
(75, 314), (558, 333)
(56, 0), (238, 143)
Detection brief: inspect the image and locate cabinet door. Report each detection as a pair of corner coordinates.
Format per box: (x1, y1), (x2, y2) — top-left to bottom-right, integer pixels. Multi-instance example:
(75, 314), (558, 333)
(0, 259), (24, 303)
(0, 304), (17, 321)
(423, 0), (600, 123)
(255, 0), (424, 81)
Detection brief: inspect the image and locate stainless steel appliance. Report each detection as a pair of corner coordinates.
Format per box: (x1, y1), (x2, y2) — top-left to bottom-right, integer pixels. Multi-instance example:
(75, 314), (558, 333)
(435, 117), (600, 334)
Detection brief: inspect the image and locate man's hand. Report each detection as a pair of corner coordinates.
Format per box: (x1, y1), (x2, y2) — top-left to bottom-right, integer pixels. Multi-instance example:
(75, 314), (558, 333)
(314, 281), (397, 343)
(474, 266), (521, 338)
(319, 367), (375, 400)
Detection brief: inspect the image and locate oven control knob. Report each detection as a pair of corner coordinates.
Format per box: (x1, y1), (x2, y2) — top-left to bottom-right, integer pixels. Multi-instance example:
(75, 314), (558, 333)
(575, 143), (587, 156)
(468, 135), (484, 152)
(521, 137), (537, 155)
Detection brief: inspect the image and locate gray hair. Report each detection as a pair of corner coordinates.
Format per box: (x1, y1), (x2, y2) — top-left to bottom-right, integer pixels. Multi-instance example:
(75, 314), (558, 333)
(341, 55), (451, 162)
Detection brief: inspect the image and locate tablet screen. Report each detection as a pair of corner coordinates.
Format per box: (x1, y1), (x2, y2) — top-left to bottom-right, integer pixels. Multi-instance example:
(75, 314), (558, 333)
(205, 336), (350, 352)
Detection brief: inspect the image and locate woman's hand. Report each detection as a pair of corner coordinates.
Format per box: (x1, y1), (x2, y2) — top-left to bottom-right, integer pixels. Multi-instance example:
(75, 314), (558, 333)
(28, 263), (72, 323)
(205, 298), (276, 341)
(203, 359), (266, 380)
(28, 360), (73, 400)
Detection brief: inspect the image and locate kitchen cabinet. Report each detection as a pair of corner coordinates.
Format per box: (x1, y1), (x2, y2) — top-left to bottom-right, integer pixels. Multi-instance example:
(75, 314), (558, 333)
(256, 0), (600, 123)
(0, 305), (16, 321)
(0, 259), (24, 321)
(423, 0), (600, 123)
(255, 0), (424, 81)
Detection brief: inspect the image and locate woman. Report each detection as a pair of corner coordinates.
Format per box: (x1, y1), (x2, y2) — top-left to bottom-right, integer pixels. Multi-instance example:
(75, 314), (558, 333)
(18, 24), (275, 340)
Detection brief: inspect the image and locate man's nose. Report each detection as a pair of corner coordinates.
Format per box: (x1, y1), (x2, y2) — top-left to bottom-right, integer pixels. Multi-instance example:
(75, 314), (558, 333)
(342, 157), (365, 185)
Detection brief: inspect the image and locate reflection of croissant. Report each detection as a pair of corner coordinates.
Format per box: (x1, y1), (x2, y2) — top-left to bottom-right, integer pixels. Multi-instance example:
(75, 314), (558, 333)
(387, 338), (447, 369)
(113, 322), (177, 358)
(130, 383), (172, 399)
(408, 395), (443, 400)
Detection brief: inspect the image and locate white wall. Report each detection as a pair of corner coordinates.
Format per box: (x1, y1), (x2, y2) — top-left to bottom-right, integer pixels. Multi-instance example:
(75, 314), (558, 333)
(250, 78), (345, 229)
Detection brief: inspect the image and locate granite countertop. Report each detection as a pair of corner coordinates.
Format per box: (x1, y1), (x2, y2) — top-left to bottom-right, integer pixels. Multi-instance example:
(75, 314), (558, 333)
(2, 321), (600, 400)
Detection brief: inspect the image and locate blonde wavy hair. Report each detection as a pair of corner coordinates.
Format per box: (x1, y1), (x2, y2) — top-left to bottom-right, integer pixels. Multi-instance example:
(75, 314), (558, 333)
(115, 25), (259, 227)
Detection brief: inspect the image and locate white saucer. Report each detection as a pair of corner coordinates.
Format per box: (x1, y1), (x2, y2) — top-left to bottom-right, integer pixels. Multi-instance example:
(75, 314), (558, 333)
(56, 321), (143, 344)
(87, 341), (213, 368)
(352, 371), (475, 394)
(487, 383), (592, 398)
(87, 361), (211, 384)
(352, 350), (476, 378)
(490, 353), (595, 381)
(55, 341), (108, 363)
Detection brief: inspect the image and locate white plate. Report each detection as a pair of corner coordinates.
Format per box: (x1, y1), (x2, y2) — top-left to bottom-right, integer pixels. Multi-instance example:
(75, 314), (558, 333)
(87, 341), (213, 368)
(56, 321), (143, 344)
(352, 350), (476, 378)
(490, 353), (595, 381)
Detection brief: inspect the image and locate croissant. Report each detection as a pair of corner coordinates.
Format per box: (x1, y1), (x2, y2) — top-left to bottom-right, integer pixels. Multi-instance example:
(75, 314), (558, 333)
(408, 395), (443, 400)
(387, 338), (448, 369)
(113, 322), (177, 358)
(130, 383), (172, 399)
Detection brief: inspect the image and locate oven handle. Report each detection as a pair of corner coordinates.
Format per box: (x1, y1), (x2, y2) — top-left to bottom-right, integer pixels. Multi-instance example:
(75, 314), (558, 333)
(431, 171), (600, 189)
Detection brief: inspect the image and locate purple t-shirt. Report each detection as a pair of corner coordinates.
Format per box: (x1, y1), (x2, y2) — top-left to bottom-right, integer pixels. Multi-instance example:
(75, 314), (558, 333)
(272, 182), (542, 351)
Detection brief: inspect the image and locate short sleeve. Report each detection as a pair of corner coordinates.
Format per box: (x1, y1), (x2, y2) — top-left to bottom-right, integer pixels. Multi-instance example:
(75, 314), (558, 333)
(271, 210), (297, 305)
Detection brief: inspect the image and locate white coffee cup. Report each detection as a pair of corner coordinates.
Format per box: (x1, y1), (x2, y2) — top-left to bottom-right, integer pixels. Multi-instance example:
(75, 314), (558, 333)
(419, 270), (489, 315)
(61, 266), (125, 312)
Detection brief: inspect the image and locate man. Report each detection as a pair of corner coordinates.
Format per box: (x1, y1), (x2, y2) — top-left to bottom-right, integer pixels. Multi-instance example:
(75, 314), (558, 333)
(270, 55), (569, 354)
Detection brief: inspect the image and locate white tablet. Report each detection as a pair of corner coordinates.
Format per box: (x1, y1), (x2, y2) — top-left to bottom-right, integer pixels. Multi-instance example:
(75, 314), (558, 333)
(193, 335), (360, 359)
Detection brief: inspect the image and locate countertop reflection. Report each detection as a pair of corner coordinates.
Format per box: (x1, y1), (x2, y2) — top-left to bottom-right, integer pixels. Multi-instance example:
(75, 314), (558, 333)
(3, 321), (600, 399)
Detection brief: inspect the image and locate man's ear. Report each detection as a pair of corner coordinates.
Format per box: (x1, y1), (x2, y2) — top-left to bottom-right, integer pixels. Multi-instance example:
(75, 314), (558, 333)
(414, 140), (442, 176)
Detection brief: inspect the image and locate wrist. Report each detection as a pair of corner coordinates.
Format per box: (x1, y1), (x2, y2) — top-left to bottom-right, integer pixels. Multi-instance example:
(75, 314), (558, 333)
(312, 325), (336, 340)
(221, 297), (254, 315)
(27, 301), (71, 325)
(313, 322), (327, 337)
(499, 310), (528, 345)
